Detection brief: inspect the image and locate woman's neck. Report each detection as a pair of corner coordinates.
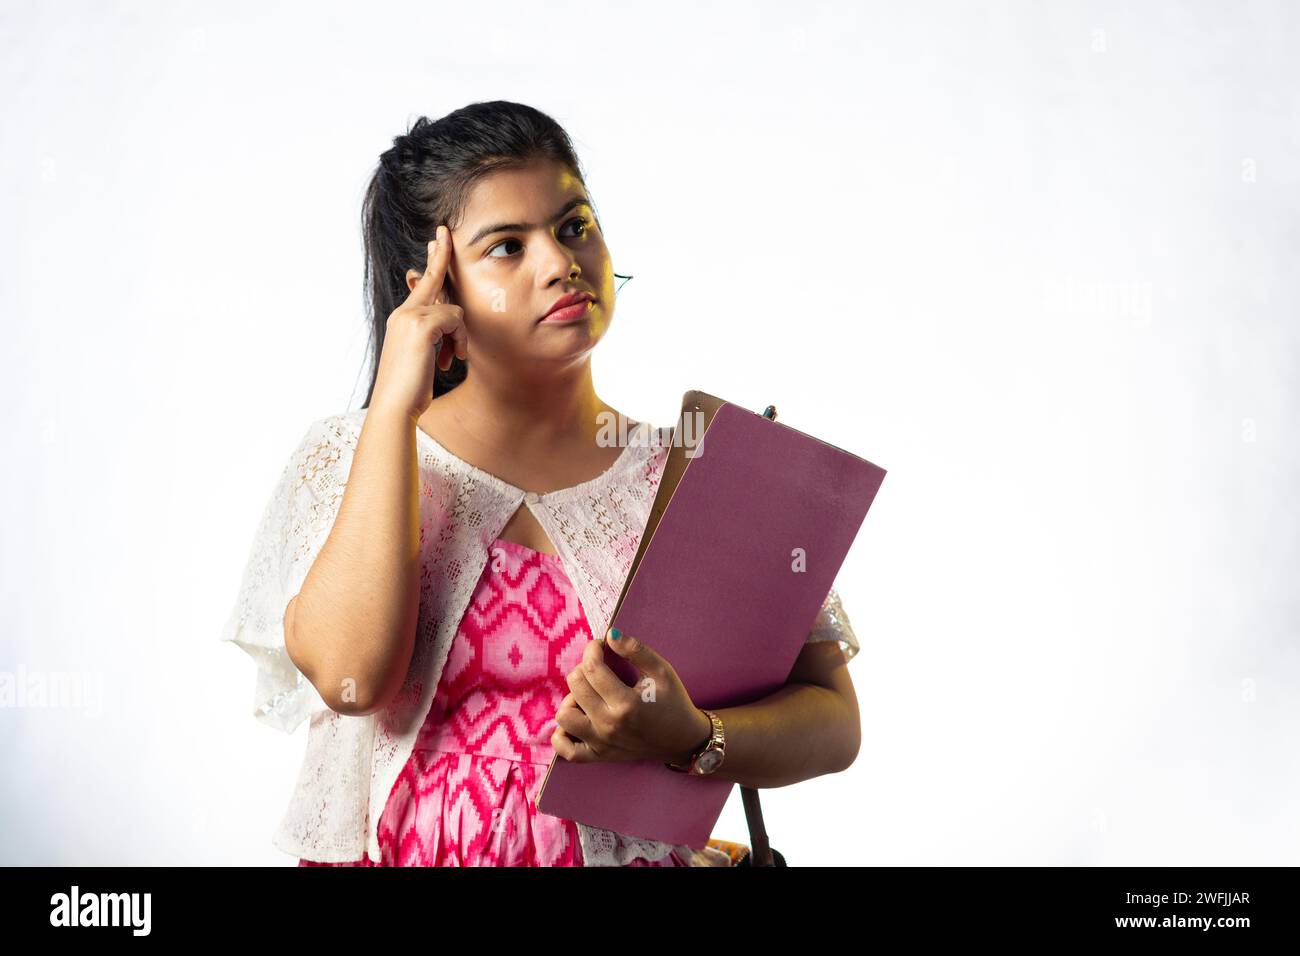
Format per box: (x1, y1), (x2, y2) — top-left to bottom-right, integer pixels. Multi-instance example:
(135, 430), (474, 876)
(427, 358), (621, 460)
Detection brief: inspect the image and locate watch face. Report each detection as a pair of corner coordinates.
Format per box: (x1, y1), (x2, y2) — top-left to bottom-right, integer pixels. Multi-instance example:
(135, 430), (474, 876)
(695, 749), (724, 774)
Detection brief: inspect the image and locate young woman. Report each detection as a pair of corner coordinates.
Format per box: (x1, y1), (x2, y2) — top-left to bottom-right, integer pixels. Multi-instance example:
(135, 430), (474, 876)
(222, 100), (862, 867)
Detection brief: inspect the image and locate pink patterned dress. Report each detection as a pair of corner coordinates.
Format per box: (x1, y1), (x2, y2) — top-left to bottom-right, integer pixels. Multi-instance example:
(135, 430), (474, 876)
(298, 536), (690, 867)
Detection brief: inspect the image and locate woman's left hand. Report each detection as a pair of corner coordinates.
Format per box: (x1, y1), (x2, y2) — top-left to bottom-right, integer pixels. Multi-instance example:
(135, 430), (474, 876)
(551, 628), (711, 765)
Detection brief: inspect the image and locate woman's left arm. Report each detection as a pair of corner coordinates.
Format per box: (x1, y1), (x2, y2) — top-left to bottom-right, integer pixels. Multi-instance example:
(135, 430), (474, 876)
(684, 640), (860, 788)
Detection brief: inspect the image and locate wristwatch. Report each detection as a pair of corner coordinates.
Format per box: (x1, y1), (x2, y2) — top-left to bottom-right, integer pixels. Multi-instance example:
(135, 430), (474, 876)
(664, 709), (726, 775)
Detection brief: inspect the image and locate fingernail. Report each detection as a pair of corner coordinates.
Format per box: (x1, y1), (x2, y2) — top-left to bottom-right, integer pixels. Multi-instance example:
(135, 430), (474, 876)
(608, 626), (621, 641)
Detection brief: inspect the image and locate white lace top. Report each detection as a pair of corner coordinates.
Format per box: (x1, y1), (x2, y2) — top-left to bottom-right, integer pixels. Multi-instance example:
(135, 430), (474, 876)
(221, 408), (861, 865)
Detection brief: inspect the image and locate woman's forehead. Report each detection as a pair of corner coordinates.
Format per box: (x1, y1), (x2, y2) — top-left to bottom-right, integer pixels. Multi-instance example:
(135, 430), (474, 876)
(458, 162), (586, 228)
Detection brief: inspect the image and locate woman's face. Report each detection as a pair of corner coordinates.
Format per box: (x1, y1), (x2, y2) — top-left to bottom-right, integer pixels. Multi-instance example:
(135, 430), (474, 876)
(410, 158), (616, 375)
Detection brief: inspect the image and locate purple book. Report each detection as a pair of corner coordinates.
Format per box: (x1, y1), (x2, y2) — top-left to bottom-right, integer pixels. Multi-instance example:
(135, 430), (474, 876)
(535, 391), (888, 848)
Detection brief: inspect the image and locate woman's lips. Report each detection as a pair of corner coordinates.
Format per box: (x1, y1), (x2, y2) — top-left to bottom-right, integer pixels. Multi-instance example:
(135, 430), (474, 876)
(539, 298), (594, 323)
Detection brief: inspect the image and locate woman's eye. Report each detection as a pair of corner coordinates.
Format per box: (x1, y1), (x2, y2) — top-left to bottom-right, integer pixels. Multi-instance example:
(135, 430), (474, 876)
(560, 216), (590, 238)
(485, 218), (591, 258)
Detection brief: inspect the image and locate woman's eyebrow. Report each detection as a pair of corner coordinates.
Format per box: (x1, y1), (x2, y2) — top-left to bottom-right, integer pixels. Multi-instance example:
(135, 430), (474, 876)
(467, 196), (593, 247)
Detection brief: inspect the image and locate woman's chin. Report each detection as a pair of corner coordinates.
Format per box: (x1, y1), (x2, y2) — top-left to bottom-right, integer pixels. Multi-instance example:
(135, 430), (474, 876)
(535, 321), (606, 352)
(537, 335), (603, 366)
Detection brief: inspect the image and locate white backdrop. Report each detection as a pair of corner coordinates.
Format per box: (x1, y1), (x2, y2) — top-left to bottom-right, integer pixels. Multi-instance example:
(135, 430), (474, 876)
(1, 0), (1296, 865)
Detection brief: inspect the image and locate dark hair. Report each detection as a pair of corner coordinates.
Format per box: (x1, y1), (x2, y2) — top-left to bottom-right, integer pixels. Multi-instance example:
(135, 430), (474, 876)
(359, 100), (595, 406)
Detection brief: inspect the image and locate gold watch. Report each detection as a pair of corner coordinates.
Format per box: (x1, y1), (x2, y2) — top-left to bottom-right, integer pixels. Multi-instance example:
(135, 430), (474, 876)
(664, 709), (725, 775)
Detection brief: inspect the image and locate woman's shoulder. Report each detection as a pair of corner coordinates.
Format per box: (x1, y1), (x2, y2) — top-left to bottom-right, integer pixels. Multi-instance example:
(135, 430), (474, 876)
(264, 411), (371, 483)
(610, 420), (676, 472)
(300, 408), (369, 443)
(648, 423), (676, 456)
(322, 407), (369, 430)
(639, 421), (677, 451)
(648, 421), (675, 442)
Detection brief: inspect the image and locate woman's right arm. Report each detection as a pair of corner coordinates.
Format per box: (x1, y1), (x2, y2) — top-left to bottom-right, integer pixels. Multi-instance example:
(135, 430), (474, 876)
(284, 406), (422, 716)
(284, 225), (469, 716)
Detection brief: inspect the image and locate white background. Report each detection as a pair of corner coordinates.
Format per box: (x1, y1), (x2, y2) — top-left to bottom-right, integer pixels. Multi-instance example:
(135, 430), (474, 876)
(1, 0), (1296, 865)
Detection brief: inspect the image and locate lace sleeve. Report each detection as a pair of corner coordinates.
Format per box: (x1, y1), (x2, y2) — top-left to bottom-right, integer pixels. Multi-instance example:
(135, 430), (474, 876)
(220, 416), (353, 733)
(803, 586), (861, 662)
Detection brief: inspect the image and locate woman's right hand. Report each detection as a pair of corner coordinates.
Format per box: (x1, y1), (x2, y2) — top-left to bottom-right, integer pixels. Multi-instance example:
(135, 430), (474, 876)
(369, 225), (469, 421)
